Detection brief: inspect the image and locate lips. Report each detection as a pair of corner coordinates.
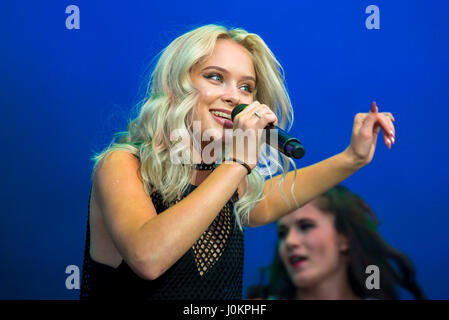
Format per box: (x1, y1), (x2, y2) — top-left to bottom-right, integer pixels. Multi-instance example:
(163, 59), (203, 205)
(209, 108), (232, 117)
(289, 254), (308, 268)
(210, 110), (233, 129)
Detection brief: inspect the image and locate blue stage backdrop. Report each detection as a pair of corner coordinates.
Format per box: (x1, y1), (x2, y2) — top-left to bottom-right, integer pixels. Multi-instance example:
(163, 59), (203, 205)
(1, 0), (448, 299)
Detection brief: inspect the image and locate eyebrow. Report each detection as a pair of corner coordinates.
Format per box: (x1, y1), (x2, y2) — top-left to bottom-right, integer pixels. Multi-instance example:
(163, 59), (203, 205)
(201, 66), (256, 83)
(278, 218), (315, 229)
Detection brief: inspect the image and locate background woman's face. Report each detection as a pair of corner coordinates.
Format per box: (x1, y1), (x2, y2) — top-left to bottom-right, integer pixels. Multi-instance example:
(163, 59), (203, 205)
(277, 201), (349, 288)
(190, 39), (256, 146)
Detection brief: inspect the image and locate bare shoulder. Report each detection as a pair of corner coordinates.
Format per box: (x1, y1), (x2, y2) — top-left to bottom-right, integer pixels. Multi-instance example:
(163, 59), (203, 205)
(93, 149), (149, 210)
(93, 150), (143, 193)
(91, 150), (158, 272)
(95, 150), (141, 179)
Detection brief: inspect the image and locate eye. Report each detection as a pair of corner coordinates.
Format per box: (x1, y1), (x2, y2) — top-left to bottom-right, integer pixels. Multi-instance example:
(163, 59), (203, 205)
(299, 222), (314, 232)
(204, 73), (222, 82)
(240, 84), (253, 93)
(277, 227), (288, 240)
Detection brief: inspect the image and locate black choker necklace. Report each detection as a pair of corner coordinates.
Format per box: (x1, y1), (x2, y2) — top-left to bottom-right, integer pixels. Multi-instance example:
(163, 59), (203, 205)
(194, 162), (218, 170)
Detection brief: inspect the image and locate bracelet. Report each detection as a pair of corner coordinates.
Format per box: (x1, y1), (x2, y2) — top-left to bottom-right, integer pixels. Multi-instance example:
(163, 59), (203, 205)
(223, 157), (252, 175)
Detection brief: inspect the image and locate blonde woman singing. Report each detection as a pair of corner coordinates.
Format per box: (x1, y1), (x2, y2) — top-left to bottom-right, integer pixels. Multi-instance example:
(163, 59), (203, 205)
(80, 24), (396, 300)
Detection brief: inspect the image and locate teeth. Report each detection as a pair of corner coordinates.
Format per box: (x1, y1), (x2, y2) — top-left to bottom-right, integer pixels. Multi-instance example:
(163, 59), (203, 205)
(291, 256), (306, 263)
(210, 110), (231, 120)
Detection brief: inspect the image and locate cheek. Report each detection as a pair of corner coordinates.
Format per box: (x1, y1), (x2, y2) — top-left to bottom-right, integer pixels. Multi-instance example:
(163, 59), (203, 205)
(197, 84), (218, 102)
(311, 231), (341, 265)
(198, 89), (211, 100)
(192, 87), (213, 121)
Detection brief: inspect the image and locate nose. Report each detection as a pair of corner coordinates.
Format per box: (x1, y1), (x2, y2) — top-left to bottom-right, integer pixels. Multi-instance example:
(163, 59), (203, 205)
(221, 84), (240, 107)
(285, 228), (302, 250)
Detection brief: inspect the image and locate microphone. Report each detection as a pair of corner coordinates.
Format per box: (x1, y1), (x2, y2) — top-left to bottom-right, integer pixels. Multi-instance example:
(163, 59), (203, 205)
(231, 104), (305, 159)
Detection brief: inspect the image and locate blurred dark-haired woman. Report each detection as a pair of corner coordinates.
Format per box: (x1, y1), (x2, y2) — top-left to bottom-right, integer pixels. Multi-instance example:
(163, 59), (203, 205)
(248, 185), (426, 300)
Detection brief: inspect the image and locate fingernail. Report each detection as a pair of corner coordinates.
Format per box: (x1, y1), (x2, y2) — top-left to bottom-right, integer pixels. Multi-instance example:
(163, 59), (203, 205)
(390, 130), (395, 137)
(391, 137), (395, 144)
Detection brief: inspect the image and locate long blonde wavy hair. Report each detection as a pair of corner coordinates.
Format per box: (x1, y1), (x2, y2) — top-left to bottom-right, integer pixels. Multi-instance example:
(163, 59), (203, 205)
(90, 24), (299, 230)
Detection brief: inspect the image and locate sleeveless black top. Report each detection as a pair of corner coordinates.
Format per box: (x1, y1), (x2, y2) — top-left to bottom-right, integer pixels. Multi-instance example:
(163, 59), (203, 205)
(80, 176), (244, 300)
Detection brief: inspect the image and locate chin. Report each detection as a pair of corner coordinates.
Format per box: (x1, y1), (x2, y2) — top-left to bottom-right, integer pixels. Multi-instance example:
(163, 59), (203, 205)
(201, 119), (227, 138)
(291, 271), (319, 288)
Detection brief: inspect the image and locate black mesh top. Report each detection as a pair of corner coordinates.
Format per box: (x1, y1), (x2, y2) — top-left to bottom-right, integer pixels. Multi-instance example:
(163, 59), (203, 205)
(80, 175), (244, 300)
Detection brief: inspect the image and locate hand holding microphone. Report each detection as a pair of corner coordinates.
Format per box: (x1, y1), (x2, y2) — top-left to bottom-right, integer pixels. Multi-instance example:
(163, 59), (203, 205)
(231, 102), (305, 160)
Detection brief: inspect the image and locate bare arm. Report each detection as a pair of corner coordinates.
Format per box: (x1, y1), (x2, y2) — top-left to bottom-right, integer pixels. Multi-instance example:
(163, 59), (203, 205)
(94, 151), (247, 280)
(95, 102), (277, 280)
(245, 149), (358, 226)
(246, 102), (396, 227)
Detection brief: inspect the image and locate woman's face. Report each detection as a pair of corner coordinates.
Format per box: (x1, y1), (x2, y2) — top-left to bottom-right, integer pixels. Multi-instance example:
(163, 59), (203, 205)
(190, 38), (256, 148)
(277, 201), (349, 288)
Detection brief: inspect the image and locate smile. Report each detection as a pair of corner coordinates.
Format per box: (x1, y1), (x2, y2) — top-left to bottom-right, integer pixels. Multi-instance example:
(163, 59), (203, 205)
(210, 111), (233, 128)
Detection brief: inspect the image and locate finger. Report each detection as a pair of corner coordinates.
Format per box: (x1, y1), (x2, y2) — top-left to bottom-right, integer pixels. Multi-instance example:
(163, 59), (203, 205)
(376, 113), (395, 142)
(383, 131), (392, 149)
(361, 113), (392, 149)
(374, 103), (396, 142)
(362, 101), (381, 128)
(234, 101), (260, 122)
(372, 118), (392, 149)
(358, 113), (377, 147)
(361, 110), (377, 129)
(381, 112), (395, 122)
(376, 118), (393, 149)
(364, 102), (379, 127)
(375, 103), (395, 141)
(374, 123), (381, 135)
(353, 112), (367, 135)
(243, 101), (261, 114)
(373, 123), (381, 147)
(258, 105), (278, 126)
(384, 115), (395, 139)
(373, 122), (391, 149)
(261, 114), (278, 127)
(261, 113), (278, 128)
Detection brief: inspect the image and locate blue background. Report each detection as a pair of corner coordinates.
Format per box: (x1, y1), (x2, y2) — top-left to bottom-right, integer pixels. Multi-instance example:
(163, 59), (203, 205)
(1, 0), (448, 299)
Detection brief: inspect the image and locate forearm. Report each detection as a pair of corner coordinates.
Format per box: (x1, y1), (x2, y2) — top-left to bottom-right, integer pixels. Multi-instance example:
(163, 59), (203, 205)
(264, 148), (360, 224)
(133, 162), (247, 279)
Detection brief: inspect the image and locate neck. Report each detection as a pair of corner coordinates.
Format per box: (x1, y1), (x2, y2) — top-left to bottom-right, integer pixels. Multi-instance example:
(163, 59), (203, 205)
(190, 140), (222, 165)
(189, 141), (223, 186)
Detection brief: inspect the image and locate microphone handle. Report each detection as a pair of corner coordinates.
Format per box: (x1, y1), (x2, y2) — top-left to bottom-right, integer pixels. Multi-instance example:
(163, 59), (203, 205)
(265, 124), (305, 159)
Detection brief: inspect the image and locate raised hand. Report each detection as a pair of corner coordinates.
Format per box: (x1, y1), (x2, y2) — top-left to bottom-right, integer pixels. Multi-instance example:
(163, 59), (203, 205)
(345, 101), (396, 169)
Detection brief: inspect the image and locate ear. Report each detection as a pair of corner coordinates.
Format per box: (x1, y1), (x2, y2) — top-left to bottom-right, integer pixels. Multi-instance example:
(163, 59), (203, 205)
(338, 234), (349, 253)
